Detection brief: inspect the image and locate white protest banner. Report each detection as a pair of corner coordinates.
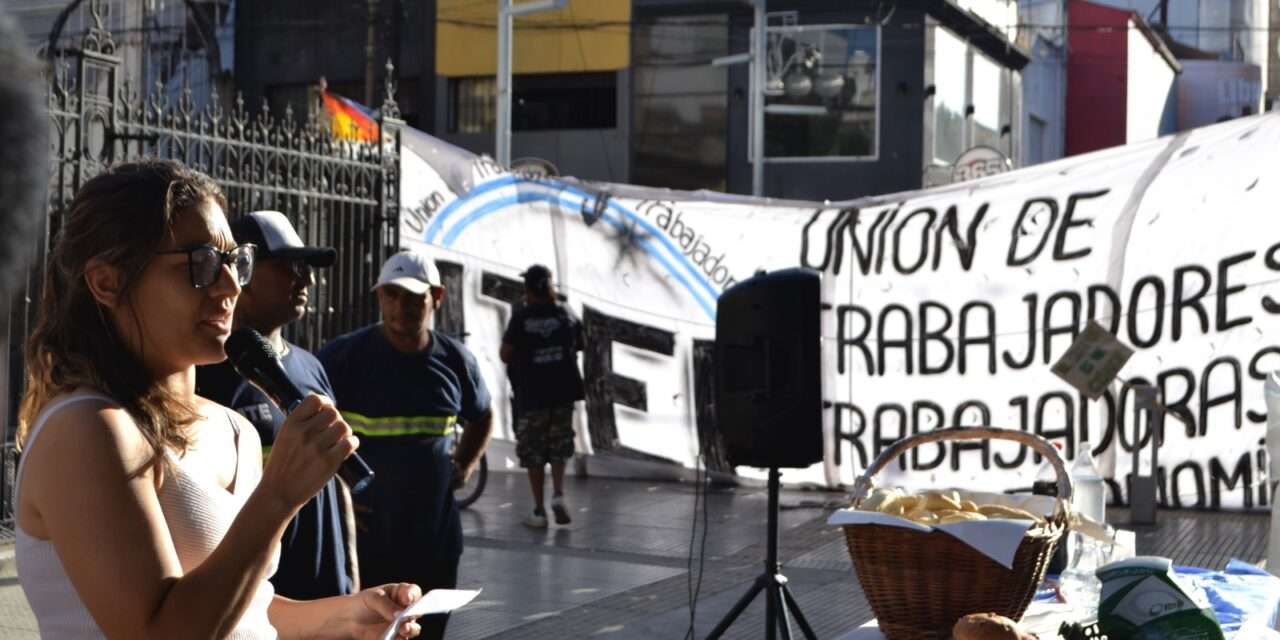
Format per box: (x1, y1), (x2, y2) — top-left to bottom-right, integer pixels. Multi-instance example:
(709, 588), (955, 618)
(397, 113), (1280, 510)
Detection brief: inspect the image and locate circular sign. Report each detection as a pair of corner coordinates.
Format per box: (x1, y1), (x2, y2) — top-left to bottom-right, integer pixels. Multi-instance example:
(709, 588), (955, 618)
(951, 146), (1012, 183)
(921, 164), (953, 189)
(510, 157), (560, 179)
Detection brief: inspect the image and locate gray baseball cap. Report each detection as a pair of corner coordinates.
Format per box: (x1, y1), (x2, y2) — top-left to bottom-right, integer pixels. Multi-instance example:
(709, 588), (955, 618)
(230, 210), (336, 266)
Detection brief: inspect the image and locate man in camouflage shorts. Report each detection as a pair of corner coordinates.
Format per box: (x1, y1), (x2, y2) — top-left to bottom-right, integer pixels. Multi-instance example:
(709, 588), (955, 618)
(515, 406), (576, 474)
(501, 265), (586, 528)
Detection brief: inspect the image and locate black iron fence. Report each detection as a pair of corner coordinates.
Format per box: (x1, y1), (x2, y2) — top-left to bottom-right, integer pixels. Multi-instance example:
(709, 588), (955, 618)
(0, 442), (14, 542)
(1, 0), (402, 529)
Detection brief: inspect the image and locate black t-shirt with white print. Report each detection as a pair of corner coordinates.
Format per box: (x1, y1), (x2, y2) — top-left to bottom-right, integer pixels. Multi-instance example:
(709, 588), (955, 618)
(502, 302), (585, 412)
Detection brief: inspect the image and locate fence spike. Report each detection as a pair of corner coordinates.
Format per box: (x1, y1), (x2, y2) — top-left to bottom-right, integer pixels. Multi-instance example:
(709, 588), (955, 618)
(84, 0), (117, 55)
(207, 86), (223, 122)
(381, 58), (401, 120)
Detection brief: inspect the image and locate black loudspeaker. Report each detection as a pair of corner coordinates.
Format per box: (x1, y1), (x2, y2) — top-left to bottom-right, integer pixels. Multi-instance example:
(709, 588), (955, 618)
(714, 268), (823, 469)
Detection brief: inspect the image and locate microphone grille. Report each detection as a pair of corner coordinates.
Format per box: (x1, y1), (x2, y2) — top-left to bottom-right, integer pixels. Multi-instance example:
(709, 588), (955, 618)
(225, 328), (278, 369)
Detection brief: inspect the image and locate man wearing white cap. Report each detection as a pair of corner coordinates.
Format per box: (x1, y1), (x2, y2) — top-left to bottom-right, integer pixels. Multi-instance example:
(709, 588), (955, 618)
(319, 248), (493, 640)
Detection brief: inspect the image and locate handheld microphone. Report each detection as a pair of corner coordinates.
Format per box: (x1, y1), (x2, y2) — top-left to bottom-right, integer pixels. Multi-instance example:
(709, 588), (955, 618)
(225, 328), (375, 493)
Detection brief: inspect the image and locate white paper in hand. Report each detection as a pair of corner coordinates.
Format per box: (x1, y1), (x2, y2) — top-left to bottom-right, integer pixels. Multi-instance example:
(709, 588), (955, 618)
(380, 589), (481, 640)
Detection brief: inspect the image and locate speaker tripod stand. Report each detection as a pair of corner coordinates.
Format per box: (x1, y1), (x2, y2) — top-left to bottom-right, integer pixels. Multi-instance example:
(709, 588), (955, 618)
(706, 468), (817, 640)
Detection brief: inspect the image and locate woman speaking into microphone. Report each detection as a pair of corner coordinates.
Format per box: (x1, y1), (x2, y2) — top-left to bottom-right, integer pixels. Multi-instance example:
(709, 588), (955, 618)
(13, 159), (422, 639)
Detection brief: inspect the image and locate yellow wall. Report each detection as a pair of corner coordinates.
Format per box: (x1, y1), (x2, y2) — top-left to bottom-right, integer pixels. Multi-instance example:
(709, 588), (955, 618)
(437, 0), (630, 77)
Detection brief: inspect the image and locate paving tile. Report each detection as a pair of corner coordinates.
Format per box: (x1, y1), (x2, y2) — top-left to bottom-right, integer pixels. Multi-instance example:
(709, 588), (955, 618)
(0, 471), (1269, 639)
(788, 537), (856, 572)
(450, 543), (683, 640)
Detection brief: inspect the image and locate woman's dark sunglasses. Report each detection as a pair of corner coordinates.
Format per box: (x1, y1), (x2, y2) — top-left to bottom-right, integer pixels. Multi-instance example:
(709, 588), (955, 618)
(156, 243), (257, 289)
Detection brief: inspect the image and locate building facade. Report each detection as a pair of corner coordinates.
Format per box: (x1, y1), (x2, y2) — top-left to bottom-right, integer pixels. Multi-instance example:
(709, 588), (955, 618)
(1087, 0), (1273, 111)
(235, 0), (437, 130)
(433, 0), (632, 183)
(1065, 0), (1179, 156)
(228, 0), (1029, 201)
(432, 0), (1027, 200)
(1018, 0), (1067, 167)
(9, 0), (233, 106)
(1271, 0), (1280, 109)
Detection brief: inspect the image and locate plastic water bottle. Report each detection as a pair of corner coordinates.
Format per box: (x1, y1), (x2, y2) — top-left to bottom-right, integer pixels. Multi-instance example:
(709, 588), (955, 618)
(1059, 532), (1102, 618)
(1265, 372), (1280, 486)
(1032, 441), (1065, 497)
(1265, 372), (1280, 576)
(1071, 442), (1107, 525)
(1060, 443), (1106, 618)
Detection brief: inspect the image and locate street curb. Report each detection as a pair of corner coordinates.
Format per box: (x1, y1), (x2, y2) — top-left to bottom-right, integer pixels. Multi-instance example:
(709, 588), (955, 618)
(0, 543), (15, 579)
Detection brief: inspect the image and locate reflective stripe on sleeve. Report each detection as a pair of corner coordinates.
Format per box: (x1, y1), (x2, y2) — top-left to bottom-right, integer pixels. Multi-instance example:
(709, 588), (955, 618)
(341, 411), (456, 437)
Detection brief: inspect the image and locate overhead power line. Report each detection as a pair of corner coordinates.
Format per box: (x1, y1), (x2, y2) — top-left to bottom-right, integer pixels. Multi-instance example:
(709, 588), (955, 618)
(434, 17), (1280, 34)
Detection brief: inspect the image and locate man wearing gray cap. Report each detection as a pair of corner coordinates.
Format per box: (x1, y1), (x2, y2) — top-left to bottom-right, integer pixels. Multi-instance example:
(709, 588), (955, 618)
(196, 210), (356, 599)
(319, 248), (493, 640)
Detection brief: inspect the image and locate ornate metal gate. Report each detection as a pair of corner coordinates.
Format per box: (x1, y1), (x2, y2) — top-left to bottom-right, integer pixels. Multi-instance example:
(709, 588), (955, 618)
(1, 0), (402, 531)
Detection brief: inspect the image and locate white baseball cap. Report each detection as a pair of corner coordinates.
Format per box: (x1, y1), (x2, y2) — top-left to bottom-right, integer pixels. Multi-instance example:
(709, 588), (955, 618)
(373, 249), (442, 295)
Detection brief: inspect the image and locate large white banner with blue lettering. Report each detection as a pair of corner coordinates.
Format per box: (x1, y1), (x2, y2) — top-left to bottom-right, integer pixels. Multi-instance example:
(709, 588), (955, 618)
(398, 115), (1280, 510)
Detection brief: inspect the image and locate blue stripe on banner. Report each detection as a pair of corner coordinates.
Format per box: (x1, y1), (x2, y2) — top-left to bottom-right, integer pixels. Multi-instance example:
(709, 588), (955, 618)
(598, 196), (722, 306)
(419, 176), (721, 318)
(424, 175), (519, 243)
(439, 183), (717, 301)
(438, 187), (569, 247)
(440, 189), (718, 320)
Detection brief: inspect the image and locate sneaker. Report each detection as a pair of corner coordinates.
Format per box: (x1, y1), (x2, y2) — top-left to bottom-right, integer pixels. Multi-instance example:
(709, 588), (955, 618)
(523, 508), (548, 529)
(551, 495), (572, 525)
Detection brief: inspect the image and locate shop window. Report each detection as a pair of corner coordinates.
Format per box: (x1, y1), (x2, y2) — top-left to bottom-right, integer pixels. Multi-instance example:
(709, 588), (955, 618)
(971, 51), (1001, 149)
(762, 24), (880, 160)
(632, 14), (729, 190)
(449, 72), (617, 133)
(933, 26), (968, 164)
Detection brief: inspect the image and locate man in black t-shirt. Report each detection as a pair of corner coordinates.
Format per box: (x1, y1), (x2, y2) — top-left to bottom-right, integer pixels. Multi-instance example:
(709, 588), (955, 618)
(196, 210), (355, 599)
(500, 264), (585, 528)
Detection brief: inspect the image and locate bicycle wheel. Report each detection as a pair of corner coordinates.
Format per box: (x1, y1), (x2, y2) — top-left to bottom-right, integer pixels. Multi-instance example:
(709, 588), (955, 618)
(455, 454), (488, 509)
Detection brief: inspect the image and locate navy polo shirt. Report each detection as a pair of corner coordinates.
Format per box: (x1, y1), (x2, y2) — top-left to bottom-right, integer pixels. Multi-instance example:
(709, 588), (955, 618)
(196, 343), (354, 599)
(318, 326), (491, 564)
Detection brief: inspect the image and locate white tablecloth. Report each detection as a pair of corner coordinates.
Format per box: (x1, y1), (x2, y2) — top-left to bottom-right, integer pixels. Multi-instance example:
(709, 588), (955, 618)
(834, 594), (1280, 639)
(833, 600), (1081, 640)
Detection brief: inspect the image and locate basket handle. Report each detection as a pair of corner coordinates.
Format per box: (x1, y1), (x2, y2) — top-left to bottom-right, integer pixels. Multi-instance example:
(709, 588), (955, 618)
(850, 426), (1073, 522)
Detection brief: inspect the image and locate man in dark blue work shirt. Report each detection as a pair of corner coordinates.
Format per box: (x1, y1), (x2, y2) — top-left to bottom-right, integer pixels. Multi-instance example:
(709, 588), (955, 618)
(319, 248), (493, 640)
(197, 210), (355, 599)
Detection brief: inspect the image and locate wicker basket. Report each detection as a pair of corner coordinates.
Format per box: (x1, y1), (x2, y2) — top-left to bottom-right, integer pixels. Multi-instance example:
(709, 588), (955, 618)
(843, 427), (1071, 640)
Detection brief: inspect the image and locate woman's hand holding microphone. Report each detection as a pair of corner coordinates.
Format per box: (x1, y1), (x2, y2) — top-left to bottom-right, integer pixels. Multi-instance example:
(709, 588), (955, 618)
(260, 394), (358, 515)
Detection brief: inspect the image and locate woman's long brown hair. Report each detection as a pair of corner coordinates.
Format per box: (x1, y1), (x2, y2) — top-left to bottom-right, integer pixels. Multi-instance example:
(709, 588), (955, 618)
(18, 159), (228, 472)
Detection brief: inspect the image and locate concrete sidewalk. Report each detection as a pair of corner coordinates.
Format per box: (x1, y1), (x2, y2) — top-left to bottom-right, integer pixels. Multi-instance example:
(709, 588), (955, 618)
(449, 470), (865, 639)
(0, 471), (865, 639)
(1, 529), (31, 639)
(1, 469), (1270, 639)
